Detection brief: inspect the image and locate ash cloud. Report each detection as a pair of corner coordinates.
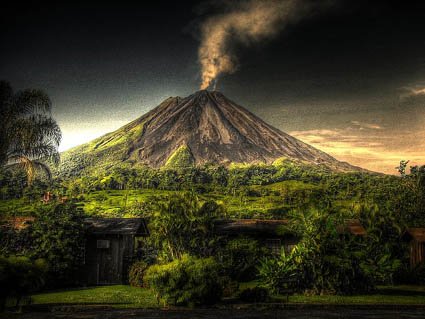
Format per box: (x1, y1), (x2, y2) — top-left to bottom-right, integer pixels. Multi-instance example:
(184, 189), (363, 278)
(198, 0), (333, 90)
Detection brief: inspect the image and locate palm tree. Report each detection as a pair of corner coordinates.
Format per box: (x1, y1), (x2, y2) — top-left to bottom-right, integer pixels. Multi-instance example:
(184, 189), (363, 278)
(0, 81), (61, 183)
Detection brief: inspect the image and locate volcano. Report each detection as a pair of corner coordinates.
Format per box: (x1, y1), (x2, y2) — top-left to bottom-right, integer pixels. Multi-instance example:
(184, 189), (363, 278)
(59, 90), (360, 174)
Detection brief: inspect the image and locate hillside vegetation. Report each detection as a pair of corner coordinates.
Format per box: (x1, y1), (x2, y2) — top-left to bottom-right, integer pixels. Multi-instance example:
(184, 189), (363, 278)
(1, 158), (416, 224)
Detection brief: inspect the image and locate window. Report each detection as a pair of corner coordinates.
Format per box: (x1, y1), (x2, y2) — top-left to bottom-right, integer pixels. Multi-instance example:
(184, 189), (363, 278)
(266, 239), (282, 255)
(97, 239), (110, 249)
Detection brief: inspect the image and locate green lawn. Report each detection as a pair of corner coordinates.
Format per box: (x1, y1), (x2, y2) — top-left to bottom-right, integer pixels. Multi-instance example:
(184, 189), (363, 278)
(29, 284), (425, 308)
(31, 285), (158, 308)
(285, 293), (425, 305)
(238, 282), (425, 305)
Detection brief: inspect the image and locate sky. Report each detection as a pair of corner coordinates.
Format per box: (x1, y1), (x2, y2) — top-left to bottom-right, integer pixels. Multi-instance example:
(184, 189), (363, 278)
(1, 0), (425, 174)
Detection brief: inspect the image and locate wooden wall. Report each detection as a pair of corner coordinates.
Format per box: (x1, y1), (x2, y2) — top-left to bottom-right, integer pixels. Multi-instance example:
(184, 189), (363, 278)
(409, 240), (425, 268)
(84, 234), (135, 285)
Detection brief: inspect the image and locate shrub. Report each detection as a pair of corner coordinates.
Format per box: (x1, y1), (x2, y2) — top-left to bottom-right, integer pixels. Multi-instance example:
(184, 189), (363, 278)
(0, 256), (47, 311)
(258, 250), (298, 294)
(30, 202), (85, 287)
(128, 260), (148, 287)
(0, 226), (32, 256)
(239, 287), (269, 303)
(144, 255), (223, 306)
(259, 210), (380, 295)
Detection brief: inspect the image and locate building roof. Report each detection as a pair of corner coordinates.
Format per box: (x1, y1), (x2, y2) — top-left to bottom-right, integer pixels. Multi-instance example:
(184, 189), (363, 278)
(215, 218), (366, 237)
(402, 228), (425, 243)
(337, 219), (367, 236)
(0, 217), (35, 230)
(84, 218), (149, 236)
(215, 219), (290, 236)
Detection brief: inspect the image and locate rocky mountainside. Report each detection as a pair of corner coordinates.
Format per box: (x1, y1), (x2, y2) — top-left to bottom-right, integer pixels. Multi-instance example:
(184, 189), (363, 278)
(59, 90), (361, 175)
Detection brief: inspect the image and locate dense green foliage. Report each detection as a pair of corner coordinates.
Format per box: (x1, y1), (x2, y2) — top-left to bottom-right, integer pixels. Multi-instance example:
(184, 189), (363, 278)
(218, 237), (269, 281)
(0, 202), (85, 287)
(145, 193), (222, 261)
(0, 256), (47, 310)
(259, 209), (402, 295)
(29, 202), (85, 286)
(258, 250), (299, 294)
(144, 254), (223, 306)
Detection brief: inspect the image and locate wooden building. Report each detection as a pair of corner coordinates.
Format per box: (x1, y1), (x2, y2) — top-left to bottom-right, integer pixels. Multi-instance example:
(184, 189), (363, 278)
(83, 218), (149, 285)
(215, 218), (366, 255)
(402, 228), (425, 268)
(336, 219), (367, 236)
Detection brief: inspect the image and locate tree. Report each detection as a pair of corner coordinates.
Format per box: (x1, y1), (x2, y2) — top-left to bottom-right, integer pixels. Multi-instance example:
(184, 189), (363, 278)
(0, 81), (61, 183)
(147, 193), (223, 261)
(394, 161), (425, 225)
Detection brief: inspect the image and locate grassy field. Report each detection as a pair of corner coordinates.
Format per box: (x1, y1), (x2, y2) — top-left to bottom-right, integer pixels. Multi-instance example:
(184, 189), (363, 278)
(31, 285), (158, 308)
(28, 285), (425, 308)
(284, 286), (425, 305)
(238, 282), (425, 305)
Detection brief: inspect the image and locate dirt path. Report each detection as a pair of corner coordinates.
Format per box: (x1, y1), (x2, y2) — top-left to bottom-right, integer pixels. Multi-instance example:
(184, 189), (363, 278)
(2, 307), (425, 319)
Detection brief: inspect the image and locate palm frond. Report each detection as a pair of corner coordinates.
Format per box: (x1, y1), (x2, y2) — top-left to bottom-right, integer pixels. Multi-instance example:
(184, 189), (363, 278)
(6, 155), (53, 183)
(6, 115), (61, 159)
(12, 89), (52, 115)
(8, 143), (60, 165)
(6, 155), (36, 184)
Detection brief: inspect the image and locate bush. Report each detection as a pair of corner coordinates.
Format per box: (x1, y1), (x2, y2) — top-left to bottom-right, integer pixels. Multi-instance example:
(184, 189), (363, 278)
(259, 210), (379, 295)
(144, 255), (223, 306)
(30, 202), (85, 287)
(239, 287), (269, 303)
(0, 256), (47, 310)
(128, 260), (148, 287)
(0, 226), (32, 256)
(258, 250), (298, 294)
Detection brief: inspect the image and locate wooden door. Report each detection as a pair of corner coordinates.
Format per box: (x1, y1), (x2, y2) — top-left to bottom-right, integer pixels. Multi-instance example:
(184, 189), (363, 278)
(97, 237), (122, 284)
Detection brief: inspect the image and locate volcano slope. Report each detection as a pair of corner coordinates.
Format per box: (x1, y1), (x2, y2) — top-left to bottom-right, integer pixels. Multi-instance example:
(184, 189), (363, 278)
(58, 90), (361, 176)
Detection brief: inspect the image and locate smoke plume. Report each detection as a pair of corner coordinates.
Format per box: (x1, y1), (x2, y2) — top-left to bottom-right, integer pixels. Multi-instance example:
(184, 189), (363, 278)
(198, 0), (328, 90)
